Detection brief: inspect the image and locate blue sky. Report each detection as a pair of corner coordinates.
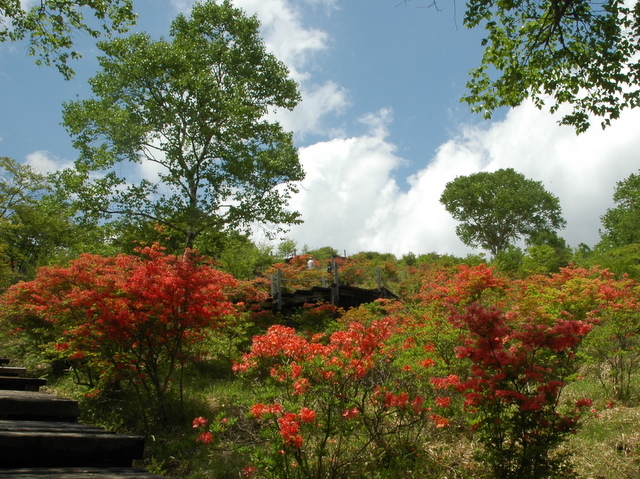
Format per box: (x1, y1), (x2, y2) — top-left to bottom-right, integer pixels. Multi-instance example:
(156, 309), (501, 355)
(2, 0), (640, 257)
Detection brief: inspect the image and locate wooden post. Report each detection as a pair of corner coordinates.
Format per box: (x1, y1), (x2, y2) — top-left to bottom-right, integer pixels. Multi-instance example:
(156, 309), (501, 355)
(270, 274), (275, 297)
(276, 269), (283, 311)
(331, 258), (339, 306)
(376, 267), (382, 291)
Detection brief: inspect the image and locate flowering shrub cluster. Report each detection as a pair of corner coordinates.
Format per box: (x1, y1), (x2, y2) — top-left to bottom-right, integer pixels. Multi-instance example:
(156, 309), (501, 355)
(1, 244), (238, 426)
(412, 264), (636, 477)
(437, 302), (593, 478)
(191, 263), (640, 478)
(510, 266), (640, 401)
(5, 244), (640, 477)
(227, 316), (451, 478)
(262, 255), (334, 292)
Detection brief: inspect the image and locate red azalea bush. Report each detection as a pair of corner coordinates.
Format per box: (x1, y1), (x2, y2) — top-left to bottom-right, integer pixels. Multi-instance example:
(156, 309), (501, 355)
(1, 244), (237, 425)
(435, 302), (593, 478)
(415, 264), (607, 478)
(7, 244), (637, 476)
(227, 312), (452, 478)
(507, 266), (640, 402)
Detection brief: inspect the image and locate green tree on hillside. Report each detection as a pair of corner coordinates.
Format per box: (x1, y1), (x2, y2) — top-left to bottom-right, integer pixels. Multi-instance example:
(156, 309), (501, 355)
(0, 158), (50, 217)
(0, 157), (48, 285)
(587, 244), (640, 280)
(216, 232), (274, 280)
(275, 238), (298, 261)
(0, 0), (135, 79)
(522, 230), (572, 274)
(0, 158), (94, 285)
(440, 168), (565, 255)
(62, 0), (304, 250)
(600, 171), (640, 247)
(307, 246), (340, 261)
(581, 172), (640, 279)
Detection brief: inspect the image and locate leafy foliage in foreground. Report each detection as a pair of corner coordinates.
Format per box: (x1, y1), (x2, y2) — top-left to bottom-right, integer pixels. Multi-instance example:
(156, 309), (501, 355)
(0, 0), (136, 79)
(461, 0), (639, 132)
(4, 250), (640, 477)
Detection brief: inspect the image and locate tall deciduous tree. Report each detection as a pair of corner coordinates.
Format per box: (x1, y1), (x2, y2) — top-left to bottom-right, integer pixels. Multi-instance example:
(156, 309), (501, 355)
(440, 168), (565, 255)
(0, 0), (135, 79)
(62, 0), (304, 250)
(0, 157), (50, 218)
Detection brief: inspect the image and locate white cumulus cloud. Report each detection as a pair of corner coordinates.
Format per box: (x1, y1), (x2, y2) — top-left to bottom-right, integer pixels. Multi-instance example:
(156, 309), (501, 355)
(282, 102), (640, 257)
(25, 151), (72, 174)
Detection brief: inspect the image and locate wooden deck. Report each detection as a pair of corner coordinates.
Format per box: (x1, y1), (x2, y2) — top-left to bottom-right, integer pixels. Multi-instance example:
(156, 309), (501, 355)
(269, 284), (399, 312)
(0, 390), (79, 421)
(0, 359), (161, 478)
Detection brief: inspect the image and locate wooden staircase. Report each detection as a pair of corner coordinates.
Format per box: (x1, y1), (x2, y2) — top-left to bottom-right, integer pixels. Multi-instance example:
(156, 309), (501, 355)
(0, 359), (162, 478)
(0, 358), (47, 392)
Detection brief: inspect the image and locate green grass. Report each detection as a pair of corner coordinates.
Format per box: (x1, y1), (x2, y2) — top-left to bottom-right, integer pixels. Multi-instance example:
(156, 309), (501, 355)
(41, 362), (640, 479)
(557, 374), (640, 479)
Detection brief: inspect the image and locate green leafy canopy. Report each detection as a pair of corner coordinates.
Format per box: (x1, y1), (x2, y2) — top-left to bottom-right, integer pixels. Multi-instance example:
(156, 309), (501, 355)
(0, 0), (136, 79)
(600, 170), (640, 247)
(403, 0), (640, 132)
(440, 168), (566, 255)
(464, 0), (640, 132)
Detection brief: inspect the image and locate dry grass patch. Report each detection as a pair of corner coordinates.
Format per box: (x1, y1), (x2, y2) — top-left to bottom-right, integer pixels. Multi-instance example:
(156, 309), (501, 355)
(565, 406), (640, 479)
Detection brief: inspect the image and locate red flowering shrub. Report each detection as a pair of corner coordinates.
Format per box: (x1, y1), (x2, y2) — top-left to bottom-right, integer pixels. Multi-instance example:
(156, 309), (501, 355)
(261, 252), (401, 295)
(568, 270), (640, 401)
(231, 310), (447, 478)
(502, 265), (640, 402)
(263, 255), (333, 292)
(373, 263), (603, 478)
(431, 301), (594, 478)
(287, 302), (340, 334)
(416, 264), (605, 478)
(1, 245), (237, 425)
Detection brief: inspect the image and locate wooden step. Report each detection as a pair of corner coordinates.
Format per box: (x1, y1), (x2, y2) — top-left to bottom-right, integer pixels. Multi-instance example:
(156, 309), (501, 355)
(0, 385), (161, 477)
(0, 419), (106, 434)
(0, 367), (27, 377)
(0, 390), (79, 422)
(0, 428), (146, 468)
(0, 468), (161, 478)
(0, 376), (47, 391)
